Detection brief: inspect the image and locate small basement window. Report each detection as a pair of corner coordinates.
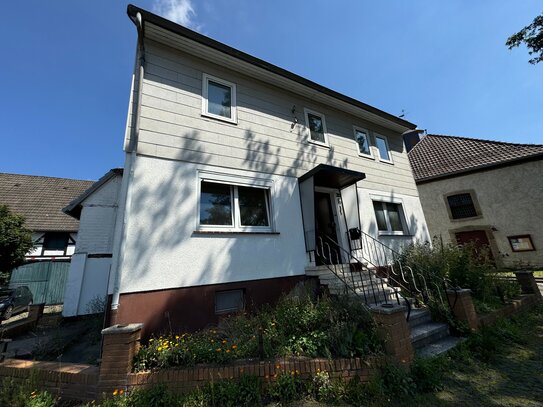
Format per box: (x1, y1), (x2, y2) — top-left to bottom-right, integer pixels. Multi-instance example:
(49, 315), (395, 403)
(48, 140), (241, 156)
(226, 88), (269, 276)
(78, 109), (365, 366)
(304, 109), (328, 146)
(447, 193), (478, 219)
(202, 73), (237, 123)
(215, 289), (245, 314)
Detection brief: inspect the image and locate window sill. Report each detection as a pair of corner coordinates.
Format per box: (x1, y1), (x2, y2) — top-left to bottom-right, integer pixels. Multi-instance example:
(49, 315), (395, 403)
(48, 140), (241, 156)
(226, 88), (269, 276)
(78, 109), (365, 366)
(193, 230), (280, 236)
(201, 112), (238, 125)
(307, 139), (330, 149)
(377, 158), (394, 165)
(358, 153), (375, 160)
(450, 215), (483, 222)
(377, 232), (412, 237)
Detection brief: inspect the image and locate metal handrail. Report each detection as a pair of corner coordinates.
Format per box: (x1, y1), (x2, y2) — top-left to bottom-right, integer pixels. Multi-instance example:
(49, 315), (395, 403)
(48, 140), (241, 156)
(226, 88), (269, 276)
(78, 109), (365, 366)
(315, 234), (402, 308)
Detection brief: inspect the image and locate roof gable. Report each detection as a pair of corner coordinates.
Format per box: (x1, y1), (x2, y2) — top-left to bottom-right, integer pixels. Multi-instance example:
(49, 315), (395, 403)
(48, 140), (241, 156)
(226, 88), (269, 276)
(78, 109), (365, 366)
(0, 173), (94, 232)
(408, 134), (543, 183)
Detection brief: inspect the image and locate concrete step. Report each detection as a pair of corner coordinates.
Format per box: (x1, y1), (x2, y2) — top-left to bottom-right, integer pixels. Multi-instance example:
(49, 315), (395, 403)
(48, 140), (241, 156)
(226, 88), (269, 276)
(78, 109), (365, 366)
(416, 336), (465, 358)
(410, 322), (450, 350)
(407, 308), (432, 329)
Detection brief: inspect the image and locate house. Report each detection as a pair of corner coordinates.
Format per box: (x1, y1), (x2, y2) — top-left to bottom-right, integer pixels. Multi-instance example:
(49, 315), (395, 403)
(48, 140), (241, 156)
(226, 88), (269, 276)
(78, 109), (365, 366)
(408, 134), (543, 269)
(0, 173), (94, 261)
(92, 5), (431, 337)
(62, 169), (123, 316)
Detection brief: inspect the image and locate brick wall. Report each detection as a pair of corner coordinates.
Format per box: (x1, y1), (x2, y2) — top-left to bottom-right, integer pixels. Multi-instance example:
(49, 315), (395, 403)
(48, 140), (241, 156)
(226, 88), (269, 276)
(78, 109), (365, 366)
(478, 294), (540, 328)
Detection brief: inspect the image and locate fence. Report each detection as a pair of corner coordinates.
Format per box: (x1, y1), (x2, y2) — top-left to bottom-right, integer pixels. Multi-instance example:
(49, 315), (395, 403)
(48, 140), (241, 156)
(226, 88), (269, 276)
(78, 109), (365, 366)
(9, 261), (70, 305)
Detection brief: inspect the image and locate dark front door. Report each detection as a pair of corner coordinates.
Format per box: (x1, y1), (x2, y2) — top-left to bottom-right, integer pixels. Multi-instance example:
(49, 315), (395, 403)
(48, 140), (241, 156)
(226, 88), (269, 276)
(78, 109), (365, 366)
(455, 230), (494, 261)
(315, 192), (339, 264)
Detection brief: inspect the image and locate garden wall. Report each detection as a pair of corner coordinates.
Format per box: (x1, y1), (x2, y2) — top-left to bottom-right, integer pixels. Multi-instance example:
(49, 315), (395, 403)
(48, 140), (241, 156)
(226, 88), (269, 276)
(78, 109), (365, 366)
(126, 356), (387, 394)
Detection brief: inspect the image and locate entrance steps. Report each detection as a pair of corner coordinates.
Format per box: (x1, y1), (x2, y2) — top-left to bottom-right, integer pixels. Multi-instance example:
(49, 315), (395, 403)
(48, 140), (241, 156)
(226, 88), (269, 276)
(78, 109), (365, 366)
(306, 264), (464, 358)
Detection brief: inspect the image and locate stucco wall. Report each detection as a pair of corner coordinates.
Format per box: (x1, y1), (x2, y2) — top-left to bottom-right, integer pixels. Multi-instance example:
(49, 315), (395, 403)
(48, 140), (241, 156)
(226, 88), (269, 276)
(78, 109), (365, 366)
(417, 160), (543, 268)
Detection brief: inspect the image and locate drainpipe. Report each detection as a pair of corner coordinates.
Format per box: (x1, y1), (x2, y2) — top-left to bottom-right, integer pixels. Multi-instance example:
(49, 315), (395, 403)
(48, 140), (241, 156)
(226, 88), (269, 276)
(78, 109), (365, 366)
(109, 12), (145, 316)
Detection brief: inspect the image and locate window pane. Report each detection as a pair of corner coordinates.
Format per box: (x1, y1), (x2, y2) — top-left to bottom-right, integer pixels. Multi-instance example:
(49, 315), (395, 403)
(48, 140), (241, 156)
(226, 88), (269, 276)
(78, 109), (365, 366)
(386, 203), (404, 231)
(447, 193), (477, 219)
(307, 113), (325, 143)
(355, 129), (371, 155)
(215, 289), (244, 314)
(373, 202), (388, 231)
(238, 186), (269, 226)
(200, 182), (232, 225)
(43, 232), (69, 250)
(207, 80), (232, 118)
(375, 136), (390, 161)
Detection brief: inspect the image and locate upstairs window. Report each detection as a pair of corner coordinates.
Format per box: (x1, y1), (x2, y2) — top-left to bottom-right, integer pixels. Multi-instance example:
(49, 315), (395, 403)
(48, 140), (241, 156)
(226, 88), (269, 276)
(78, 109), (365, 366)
(304, 109), (328, 146)
(199, 180), (271, 231)
(43, 232), (70, 251)
(353, 127), (373, 158)
(373, 201), (408, 234)
(202, 73), (237, 123)
(375, 134), (392, 163)
(447, 193), (478, 219)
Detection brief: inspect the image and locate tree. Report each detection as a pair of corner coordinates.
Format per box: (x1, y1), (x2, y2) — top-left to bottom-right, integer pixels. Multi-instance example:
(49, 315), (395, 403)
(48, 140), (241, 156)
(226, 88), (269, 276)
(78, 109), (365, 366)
(506, 12), (543, 64)
(0, 205), (34, 284)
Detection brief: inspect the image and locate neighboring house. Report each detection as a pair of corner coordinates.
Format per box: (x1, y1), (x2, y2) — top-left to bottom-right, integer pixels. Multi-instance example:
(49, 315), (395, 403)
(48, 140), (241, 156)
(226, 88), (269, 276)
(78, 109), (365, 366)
(95, 5), (430, 337)
(62, 169), (123, 316)
(408, 134), (543, 269)
(0, 173), (94, 261)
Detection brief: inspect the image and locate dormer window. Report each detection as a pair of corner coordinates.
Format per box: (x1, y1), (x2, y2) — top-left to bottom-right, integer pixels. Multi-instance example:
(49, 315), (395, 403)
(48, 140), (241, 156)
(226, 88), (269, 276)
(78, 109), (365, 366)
(202, 73), (237, 123)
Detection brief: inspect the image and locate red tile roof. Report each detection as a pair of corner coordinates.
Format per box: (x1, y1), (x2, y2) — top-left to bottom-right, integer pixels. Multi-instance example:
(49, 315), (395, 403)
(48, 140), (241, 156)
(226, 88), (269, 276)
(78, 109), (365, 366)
(408, 134), (543, 183)
(0, 173), (94, 232)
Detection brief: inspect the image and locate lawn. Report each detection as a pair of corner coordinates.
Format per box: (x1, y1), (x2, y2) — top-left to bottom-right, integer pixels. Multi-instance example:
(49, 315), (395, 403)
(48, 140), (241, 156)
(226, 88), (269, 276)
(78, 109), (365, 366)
(409, 305), (543, 407)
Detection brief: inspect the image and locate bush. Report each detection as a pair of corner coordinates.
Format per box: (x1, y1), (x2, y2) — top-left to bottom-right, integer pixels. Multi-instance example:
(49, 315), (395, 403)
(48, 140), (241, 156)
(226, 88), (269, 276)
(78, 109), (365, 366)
(268, 371), (305, 404)
(400, 239), (521, 317)
(133, 293), (382, 371)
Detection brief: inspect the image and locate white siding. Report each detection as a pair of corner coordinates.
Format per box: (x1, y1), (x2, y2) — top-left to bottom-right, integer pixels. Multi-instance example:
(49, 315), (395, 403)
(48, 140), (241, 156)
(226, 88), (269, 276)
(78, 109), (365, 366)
(126, 40), (419, 197)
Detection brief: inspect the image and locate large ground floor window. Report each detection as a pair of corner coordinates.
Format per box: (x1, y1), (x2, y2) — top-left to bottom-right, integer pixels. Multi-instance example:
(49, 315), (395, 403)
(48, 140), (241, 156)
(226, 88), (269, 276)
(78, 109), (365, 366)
(199, 180), (272, 232)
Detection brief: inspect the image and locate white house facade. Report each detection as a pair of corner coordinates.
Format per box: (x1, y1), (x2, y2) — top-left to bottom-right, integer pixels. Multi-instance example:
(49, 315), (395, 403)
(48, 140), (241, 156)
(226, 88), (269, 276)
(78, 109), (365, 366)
(104, 5), (431, 337)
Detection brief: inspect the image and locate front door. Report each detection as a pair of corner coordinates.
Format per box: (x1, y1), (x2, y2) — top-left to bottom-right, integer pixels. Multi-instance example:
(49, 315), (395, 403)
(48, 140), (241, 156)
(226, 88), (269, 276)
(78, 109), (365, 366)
(315, 192), (340, 264)
(455, 230), (494, 261)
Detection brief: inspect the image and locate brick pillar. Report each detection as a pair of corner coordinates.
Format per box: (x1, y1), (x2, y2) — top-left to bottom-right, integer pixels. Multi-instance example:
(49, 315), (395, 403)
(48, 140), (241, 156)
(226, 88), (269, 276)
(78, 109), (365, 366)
(98, 323), (143, 396)
(370, 304), (413, 365)
(446, 289), (479, 331)
(514, 271), (542, 300)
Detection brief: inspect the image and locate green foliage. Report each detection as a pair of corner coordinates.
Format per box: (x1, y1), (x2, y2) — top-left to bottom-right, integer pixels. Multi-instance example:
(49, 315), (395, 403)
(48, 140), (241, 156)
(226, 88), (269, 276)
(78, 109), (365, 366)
(268, 371), (306, 404)
(410, 357), (446, 393)
(0, 204), (34, 284)
(400, 239), (521, 320)
(133, 293), (381, 371)
(506, 12), (543, 64)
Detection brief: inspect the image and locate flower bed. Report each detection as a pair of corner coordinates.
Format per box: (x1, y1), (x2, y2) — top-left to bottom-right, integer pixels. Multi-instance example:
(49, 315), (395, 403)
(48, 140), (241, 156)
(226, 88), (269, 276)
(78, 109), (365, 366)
(133, 293), (382, 372)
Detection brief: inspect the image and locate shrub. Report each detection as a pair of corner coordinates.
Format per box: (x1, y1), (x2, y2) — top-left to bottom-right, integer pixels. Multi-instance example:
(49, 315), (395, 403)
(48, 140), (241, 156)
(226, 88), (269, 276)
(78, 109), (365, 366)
(133, 293), (381, 371)
(268, 371), (305, 404)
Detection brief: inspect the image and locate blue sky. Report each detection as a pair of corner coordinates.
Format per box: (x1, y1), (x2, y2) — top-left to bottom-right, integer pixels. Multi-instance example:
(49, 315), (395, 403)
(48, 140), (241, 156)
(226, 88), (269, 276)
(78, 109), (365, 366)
(1, 1), (541, 180)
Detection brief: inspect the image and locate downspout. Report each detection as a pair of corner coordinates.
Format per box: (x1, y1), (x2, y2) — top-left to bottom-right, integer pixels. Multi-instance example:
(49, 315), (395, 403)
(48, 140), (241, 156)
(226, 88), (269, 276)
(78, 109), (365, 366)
(109, 12), (145, 315)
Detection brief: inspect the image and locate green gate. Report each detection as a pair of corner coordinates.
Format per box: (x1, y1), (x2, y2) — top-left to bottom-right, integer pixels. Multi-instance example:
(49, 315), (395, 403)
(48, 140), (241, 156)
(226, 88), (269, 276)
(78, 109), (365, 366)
(9, 261), (70, 305)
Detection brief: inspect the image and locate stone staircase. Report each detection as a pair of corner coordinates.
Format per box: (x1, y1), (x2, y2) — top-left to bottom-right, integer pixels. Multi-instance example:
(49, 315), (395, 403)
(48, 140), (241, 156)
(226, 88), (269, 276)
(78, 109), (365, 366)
(306, 264), (464, 357)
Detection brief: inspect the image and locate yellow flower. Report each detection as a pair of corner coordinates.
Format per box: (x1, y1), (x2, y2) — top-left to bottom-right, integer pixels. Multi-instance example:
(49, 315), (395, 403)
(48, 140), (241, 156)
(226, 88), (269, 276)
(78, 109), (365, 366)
(216, 348), (222, 352)
(231, 345), (237, 349)
(157, 347), (162, 351)
(120, 389), (124, 395)
(275, 364), (281, 369)
(175, 335), (180, 340)
(222, 340), (227, 344)
(113, 389), (119, 396)
(226, 349), (231, 353)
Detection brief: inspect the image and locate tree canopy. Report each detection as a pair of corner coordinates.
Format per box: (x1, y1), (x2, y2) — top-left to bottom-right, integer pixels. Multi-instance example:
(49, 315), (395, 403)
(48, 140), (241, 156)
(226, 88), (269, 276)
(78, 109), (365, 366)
(506, 12), (543, 64)
(0, 205), (34, 284)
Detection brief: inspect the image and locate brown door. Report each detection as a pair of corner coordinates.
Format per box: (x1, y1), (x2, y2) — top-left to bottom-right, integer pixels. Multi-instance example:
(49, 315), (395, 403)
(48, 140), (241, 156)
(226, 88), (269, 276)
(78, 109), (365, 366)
(455, 230), (494, 261)
(315, 192), (339, 264)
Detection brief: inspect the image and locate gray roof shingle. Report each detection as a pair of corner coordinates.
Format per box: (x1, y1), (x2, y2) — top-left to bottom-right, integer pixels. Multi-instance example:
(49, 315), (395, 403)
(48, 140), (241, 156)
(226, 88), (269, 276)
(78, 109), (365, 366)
(408, 134), (543, 183)
(0, 173), (94, 232)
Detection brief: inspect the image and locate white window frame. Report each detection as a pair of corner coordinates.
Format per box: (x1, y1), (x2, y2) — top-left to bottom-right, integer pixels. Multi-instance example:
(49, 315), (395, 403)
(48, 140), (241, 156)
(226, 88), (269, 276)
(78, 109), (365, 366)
(196, 171), (274, 233)
(353, 126), (374, 159)
(371, 199), (409, 236)
(374, 133), (393, 164)
(201, 73), (237, 124)
(304, 108), (329, 147)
